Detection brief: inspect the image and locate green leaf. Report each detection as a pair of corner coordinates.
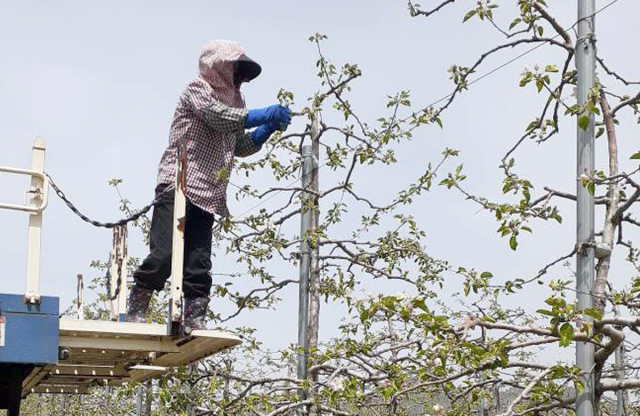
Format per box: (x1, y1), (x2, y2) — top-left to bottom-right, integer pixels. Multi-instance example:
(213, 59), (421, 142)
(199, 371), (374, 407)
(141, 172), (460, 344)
(559, 323), (575, 347)
(359, 309), (371, 321)
(545, 65), (559, 73)
(509, 18), (522, 30)
(413, 298), (429, 312)
(480, 272), (493, 279)
(578, 115), (590, 131)
(630, 152), (640, 160)
(509, 236), (518, 251)
(463, 9), (477, 22)
(583, 308), (603, 321)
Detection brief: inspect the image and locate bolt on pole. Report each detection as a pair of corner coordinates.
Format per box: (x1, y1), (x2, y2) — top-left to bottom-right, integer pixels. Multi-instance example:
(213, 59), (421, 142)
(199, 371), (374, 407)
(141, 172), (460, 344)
(297, 145), (314, 416)
(576, 0), (596, 414)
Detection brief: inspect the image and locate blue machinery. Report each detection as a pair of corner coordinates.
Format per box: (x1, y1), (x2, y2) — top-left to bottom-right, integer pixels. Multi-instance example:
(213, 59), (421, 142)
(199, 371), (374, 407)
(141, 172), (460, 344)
(0, 139), (241, 415)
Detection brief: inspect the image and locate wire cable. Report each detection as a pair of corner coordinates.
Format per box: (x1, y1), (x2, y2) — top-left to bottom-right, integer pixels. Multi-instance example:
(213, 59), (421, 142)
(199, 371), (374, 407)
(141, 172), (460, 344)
(46, 0), (623, 225)
(229, 0), (623, 222)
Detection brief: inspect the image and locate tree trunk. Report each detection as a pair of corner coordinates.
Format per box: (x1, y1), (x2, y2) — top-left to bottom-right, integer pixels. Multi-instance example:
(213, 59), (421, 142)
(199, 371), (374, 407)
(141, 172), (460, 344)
(308, 106), (321, 361)
(593, 91), (619, 313)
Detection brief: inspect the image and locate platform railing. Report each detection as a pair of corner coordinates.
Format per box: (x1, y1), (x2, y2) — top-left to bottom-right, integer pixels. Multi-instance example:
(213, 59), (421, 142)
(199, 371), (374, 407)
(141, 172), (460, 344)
(169, 141), (187, 334)
(109, 225), (129, 322)
(0, 138), (48, 304)
(1, 139), (189, 326)
(0, 167), (49, 214)
(76, 274), (85, 320)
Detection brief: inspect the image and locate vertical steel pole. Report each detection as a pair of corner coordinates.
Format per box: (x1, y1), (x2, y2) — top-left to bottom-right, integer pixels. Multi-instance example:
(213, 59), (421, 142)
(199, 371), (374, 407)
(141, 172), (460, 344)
(576, 0), (596, 414)
(118, 226), (128, 321)
(136, 385), (143, 416)
(478, 328), (486, 416)
(169, 141), (187, 334)
(615, 346), (625, 415)
(109, 225), (128, 321)
(297, 145), (313, 416)
(25, 138), (46, 304)
(77, 274), (84, 321)
(223, 358), (231, 416)
(144, 379), (152, 416)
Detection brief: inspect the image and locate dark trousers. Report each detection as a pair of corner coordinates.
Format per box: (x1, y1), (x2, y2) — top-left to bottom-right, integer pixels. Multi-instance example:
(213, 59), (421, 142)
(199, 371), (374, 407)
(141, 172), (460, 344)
(133, 184), (214, 298)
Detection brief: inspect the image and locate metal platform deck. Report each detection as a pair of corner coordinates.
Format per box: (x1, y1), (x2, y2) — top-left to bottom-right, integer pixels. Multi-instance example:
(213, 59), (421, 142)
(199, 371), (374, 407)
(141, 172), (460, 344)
(21, 319), (241, 396)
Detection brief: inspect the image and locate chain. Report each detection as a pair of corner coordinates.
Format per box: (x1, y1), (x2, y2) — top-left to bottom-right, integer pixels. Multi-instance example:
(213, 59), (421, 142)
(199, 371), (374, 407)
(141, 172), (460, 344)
(45, 172), (174, 229)
(104, 256), (120, 302)
(44, 174), (172, 302)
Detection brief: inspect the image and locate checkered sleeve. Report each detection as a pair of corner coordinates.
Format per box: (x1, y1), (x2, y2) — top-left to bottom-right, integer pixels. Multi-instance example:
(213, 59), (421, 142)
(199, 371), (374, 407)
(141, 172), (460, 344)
(184, 80), (249, 134)
(234, 132), (261, 158)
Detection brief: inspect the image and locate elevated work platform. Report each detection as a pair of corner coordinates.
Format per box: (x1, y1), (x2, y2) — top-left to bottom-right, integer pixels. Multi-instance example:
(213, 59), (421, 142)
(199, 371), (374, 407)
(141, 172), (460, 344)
(21, 319), (241, 395)
(1, 140), (242, 415)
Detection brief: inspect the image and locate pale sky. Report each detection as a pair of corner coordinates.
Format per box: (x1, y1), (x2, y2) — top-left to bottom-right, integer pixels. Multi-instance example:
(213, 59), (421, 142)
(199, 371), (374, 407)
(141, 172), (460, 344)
(0, 0), (639, 353)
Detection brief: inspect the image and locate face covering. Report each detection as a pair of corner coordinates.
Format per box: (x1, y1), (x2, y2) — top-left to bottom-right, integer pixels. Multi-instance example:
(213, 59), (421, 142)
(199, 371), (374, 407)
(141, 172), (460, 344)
(233, 54), (262, 86)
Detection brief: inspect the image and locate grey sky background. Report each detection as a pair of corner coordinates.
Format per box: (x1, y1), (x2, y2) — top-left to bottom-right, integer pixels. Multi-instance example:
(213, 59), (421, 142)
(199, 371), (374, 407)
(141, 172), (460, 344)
(1, 0), (639, 358)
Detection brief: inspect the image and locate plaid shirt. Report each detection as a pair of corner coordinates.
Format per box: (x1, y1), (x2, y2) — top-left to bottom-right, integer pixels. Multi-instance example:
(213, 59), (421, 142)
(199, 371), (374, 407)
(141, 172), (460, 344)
(156, 78), (260, 217)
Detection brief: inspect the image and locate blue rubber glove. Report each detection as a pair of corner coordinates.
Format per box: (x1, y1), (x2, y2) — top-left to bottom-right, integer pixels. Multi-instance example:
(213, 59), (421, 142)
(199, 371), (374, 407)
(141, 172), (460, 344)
(250, 123), (277, 147)
(245, 105), (292, 130)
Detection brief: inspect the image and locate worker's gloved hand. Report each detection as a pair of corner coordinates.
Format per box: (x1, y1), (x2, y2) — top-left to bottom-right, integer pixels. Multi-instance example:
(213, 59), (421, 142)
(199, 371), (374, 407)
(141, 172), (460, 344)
(250, 123), (277, 147)
(245, 105), (291, 130)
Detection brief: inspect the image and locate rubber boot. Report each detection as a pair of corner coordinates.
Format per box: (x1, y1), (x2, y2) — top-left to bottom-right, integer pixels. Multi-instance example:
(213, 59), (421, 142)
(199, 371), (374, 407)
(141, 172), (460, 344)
(183, 296), (209, 333)
(125, 286), (153, 323)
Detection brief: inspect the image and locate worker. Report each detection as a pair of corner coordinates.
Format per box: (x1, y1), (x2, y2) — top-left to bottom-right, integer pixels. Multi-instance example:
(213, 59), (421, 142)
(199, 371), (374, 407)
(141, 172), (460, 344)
(125, 40), (291, 331)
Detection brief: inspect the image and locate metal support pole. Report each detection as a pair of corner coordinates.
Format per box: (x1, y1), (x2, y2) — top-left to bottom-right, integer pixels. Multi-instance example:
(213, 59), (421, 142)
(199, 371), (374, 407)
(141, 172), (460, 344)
(576, 0), (596, 414)
(25, 138), (46, 304)
(144, 379), (152, 416)
(223, 358), (231, 416)
(136, 385), (143, 416)
(297, 145), (313, 416)
(109, 225), (128, 321)
(77, 274), (84, 320)
(478, 329), (486, 416)
(615, 346), (625, 415)
(169, 141), (187, 334)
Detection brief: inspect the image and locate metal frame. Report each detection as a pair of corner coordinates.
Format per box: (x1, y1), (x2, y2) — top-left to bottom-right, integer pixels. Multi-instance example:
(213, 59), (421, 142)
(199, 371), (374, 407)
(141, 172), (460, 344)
(296, 145), (313, 415)
(0, 168), (48, 214)
(576, 0), (596, 415)
(19, 320), (241, 396)
(13, 138), (48, 304)
(0, 140), (244, 409)
(169, 141), (187, 333)
(109, 225), (128, 322)
(76, 274), (84, 321)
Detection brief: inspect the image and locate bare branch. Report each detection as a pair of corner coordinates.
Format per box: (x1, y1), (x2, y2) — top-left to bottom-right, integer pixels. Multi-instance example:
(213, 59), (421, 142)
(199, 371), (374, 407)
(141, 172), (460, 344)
(498, 368), (554, 416)
(406, 0), (456, 18)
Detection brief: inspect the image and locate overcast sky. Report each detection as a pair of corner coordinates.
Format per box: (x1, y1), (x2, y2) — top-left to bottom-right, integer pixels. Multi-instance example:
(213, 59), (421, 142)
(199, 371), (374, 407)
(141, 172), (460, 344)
(1, 0), (638, 355)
